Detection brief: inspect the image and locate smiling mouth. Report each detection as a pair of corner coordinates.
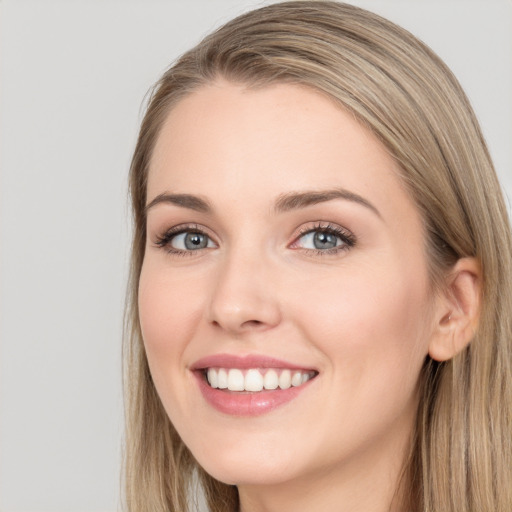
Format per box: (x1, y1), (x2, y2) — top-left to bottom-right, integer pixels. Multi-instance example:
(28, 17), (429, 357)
(204, 367), (318, 392)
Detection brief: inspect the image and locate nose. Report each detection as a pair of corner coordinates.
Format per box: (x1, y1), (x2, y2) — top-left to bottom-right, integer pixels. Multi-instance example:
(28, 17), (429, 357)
(207, 248), (282, 334)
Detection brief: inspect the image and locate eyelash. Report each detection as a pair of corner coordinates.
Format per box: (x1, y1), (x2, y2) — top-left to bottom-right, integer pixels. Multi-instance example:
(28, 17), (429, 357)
(154, 224), (215, 257)
(153, 222), (356, 257)
(291, 222), (356, 256)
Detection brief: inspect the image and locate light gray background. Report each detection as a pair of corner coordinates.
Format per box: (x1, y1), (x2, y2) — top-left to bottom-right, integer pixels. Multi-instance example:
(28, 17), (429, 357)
(1, 1), (510, 511)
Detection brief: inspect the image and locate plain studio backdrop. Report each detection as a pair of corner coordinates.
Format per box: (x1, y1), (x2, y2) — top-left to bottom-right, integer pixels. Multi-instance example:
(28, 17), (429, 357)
(0, 1), (510, 511)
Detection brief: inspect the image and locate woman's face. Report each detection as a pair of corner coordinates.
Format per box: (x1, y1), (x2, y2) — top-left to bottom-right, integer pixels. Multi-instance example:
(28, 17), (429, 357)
(139, 81), (437, 488)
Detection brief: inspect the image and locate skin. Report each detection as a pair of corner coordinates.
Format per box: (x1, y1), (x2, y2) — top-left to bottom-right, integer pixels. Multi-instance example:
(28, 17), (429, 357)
(138, 80), (462, 512)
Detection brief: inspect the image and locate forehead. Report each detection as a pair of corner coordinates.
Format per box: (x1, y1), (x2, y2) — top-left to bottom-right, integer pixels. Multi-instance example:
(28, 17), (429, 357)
(148, 80), (419, 229)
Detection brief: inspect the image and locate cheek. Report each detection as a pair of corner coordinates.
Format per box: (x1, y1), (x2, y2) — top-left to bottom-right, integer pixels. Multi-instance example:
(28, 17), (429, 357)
(291, 262), (432, 382)
(138, 260), (204, 375)
(285, 264), (433, 458)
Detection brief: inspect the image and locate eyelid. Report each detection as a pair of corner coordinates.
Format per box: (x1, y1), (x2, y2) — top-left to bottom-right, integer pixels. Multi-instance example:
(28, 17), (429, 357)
(152, 221), (355, 256)
(289, 222), (356, 252)
(153, 223), (218, 254)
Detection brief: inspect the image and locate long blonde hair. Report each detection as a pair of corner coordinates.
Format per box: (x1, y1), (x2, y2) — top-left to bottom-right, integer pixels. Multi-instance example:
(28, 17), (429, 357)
(123, 2), (512, 511)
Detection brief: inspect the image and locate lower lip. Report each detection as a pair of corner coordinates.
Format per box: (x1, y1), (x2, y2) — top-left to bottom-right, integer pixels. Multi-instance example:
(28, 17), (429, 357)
(194, 371), (314, 416)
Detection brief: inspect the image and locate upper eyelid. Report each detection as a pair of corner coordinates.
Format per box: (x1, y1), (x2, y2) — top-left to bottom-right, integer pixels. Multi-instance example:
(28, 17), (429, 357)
(153, 223), (217, 246)
(292, 222), (354, 239)
(156, 223), (212, 236)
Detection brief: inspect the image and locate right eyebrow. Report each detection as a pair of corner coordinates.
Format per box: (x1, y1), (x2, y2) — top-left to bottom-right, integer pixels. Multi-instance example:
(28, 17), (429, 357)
(145, 193), (212, 215)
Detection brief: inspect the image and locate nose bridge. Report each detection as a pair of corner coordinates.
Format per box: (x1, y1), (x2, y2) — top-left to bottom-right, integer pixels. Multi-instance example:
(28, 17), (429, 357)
(208, 240), (281, 332)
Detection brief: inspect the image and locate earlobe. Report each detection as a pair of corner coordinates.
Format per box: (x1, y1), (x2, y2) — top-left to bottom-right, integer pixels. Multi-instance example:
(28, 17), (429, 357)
(428, 257), (482, 362)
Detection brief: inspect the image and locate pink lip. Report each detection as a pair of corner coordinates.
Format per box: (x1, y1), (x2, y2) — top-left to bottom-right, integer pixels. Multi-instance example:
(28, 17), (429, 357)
(190, 353), (315, 371)
(190, 353), (317, 417)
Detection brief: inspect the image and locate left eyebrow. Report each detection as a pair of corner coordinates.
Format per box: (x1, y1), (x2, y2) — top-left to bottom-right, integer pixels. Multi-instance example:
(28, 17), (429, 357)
(274, 188), (381, 218)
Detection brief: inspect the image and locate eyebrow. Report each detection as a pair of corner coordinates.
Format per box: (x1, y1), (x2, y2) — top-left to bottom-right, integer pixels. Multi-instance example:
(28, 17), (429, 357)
(145, 188), (381, 218)
(274, 188), (381, 217)
(145, 193), (212, 215)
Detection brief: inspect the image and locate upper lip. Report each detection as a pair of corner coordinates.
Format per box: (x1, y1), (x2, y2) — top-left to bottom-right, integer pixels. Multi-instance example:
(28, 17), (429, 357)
(190, 353), (317, 372)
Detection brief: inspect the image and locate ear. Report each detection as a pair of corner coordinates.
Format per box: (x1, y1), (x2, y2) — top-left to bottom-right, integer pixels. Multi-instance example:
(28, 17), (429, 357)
(428, 257), (482, 362)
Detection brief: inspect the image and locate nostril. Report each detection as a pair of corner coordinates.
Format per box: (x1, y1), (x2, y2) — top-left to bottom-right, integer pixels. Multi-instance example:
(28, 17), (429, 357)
(241, 320), (264, 329)
(210, 318), (268, 333)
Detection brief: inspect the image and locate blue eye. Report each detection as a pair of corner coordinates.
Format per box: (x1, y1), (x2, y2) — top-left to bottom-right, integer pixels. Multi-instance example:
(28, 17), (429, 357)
(293, 224), (355, 253)
(170, 232), (214, 251)
(155, 226), (216, 254)
(298, 230), (342, 250)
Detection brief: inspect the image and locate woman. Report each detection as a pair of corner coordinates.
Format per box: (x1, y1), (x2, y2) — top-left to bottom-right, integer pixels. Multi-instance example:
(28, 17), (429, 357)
(123, 2), (512, 511)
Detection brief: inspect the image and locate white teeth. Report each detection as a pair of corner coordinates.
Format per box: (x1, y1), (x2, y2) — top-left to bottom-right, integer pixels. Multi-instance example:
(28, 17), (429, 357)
(245, 369), (264, 392)
(205, 367), (315, 392)
(291, 371), (303, 387)
(217, 368), (228, 389)
(207, 368), (218, 388)
(263, 369), (279, 390)
(279, 369), (291, 389)
(227, 369), (245, 391)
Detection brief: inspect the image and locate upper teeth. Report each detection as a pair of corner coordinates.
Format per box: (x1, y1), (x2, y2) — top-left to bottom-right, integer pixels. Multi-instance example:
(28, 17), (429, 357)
(206, 368), (314, 392)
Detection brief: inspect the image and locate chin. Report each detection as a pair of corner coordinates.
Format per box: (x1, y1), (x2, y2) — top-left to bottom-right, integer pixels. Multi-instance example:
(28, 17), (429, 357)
(189, 434), (305, 487)
(199, 458), (298, 487)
